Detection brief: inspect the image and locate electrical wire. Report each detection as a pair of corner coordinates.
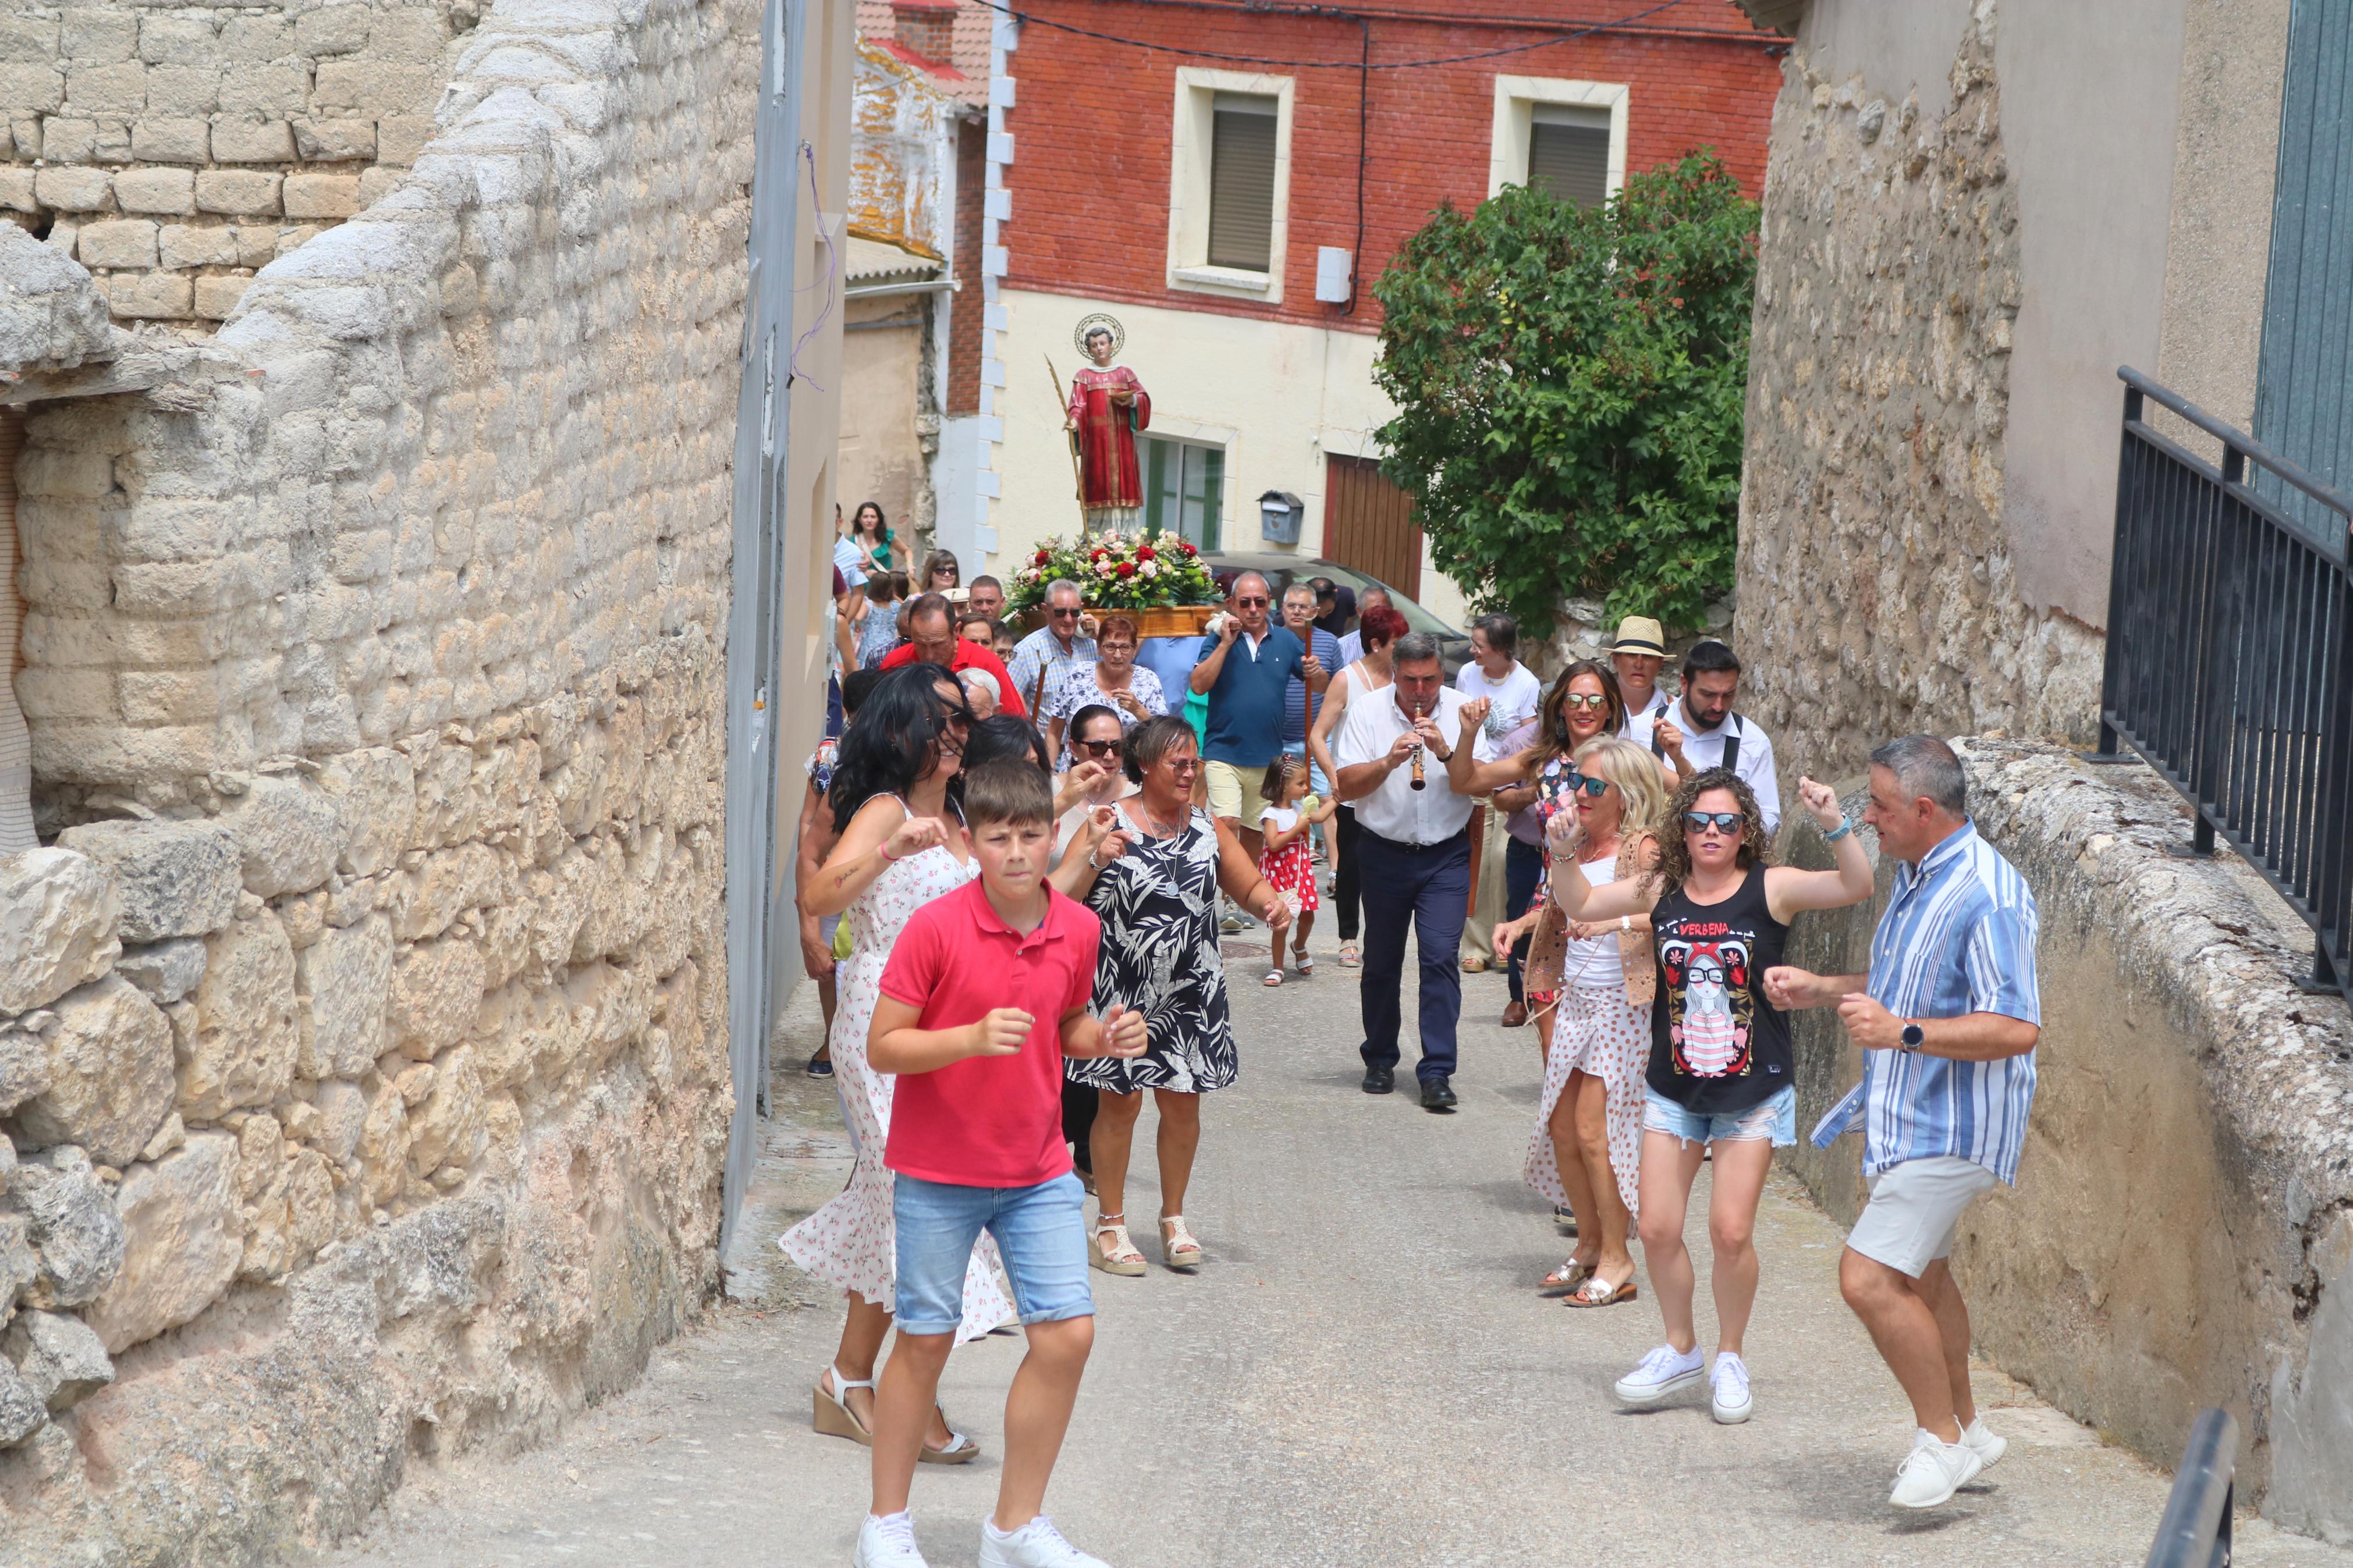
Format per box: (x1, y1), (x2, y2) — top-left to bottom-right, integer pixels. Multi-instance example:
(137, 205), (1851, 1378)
(789, 140), (844, 392)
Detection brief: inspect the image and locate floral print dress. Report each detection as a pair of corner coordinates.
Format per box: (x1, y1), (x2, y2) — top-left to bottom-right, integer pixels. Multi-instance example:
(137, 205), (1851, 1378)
(779, 807), (1015, 1341)
(1067, 805), (1237, 1095)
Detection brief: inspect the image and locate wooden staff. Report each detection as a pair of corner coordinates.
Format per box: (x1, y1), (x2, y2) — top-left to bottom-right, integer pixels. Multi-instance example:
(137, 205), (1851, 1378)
(1047, 354), (1089, 534)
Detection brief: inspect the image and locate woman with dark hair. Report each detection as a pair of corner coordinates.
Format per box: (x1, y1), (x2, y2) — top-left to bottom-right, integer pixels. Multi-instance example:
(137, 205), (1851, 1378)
(1052, 705), (1132, 862)
(919, 549), (960, 595)
(847, 499), (897, 577)
(780, 667), (1008, 1464)
(1545, 766), (1869, 1425)
(856, 572), (904, 670)
(1041, 613), (1165, 766)
(1307, 603), (1409, 969)
(1055, 714), (1291, 1277)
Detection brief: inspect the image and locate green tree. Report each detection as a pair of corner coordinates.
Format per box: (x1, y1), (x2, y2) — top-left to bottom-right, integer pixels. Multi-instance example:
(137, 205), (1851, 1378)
(1371, 152), (1757, 638)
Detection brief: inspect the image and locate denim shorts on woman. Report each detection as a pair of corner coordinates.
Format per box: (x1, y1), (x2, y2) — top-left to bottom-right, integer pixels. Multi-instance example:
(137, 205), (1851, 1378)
(1641, 1084), (1797, 1148)
(893, 1171), (1093, 1336)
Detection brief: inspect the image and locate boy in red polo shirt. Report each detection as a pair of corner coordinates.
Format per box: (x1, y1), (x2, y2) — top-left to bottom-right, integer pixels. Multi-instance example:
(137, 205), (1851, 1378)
(855, 760), (1146, 1568)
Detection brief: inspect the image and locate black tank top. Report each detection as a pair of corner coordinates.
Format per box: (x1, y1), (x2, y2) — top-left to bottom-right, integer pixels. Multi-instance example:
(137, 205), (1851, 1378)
(1646, 866), (1791, 1116)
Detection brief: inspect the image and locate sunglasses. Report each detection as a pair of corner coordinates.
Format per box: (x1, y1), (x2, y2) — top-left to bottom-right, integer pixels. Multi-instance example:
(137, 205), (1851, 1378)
(1684, 810), (1745, 834)
(1234, 596), (1269, 608)
(1164, 756), (1203, 774)
(1049, 606), (1082, 619)
(1559, 693), (1612, 711)
(1075, 737), (1122, 757)
(1560, 771), (1611, 797)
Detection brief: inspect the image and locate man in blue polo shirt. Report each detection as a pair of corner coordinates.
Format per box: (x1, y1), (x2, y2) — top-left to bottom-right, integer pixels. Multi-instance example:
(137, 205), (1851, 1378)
(1766, 734), (2041, 1512)
(1189, 570), (1325, 862)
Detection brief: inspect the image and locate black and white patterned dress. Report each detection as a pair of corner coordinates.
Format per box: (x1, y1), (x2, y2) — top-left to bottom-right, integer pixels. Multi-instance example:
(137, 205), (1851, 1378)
(1068, 805), (1236, 1095)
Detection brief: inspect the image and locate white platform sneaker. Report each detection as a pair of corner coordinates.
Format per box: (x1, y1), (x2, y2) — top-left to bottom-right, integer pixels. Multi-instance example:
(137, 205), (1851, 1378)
(1890, 1428), (1985, 1508)
(854, 1510), (929, 1567)
(978, 1514), (1110, 1568)
(1613, 1343), (1706, 1406)
(1709, 1352), (1753, 1424)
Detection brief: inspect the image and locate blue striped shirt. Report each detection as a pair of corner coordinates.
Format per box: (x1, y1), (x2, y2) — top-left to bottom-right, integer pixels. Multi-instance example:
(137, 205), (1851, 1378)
(1809, 822), (2041, 1183)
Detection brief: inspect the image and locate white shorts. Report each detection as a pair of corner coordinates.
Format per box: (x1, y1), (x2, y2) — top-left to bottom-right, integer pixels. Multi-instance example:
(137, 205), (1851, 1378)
(1846, 1155), (2002, 1278)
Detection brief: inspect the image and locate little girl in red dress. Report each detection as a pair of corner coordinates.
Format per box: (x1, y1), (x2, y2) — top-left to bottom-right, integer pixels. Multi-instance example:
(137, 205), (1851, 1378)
(1257, 754), (1336, 987)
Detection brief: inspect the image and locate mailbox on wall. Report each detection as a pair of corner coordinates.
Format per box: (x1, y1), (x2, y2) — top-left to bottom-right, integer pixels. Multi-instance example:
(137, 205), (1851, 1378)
(1258, 490), (1304, 546)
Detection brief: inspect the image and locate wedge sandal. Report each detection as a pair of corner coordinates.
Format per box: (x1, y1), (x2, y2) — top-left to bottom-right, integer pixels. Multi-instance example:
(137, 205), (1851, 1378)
(1160, 1215), (1203, 1272)
(812, 1367), (980, 1463)
(1090, 1214), (1147, 1277)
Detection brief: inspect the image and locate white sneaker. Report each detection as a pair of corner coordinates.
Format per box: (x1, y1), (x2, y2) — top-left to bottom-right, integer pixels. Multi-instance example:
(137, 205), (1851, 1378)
(1961, 1416), (2008, 1470)
(854, 1511), (929, 1567)
(1613, 1343), (1706, 1406)
(979, 1516), (1109, 1568)
(1709, 1352), (1753, 1424)
(1890, 1428), (1985, 1508)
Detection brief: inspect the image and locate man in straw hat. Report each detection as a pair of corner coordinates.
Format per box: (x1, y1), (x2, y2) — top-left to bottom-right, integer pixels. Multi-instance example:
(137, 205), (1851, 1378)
(1609, 616), (1675, 750)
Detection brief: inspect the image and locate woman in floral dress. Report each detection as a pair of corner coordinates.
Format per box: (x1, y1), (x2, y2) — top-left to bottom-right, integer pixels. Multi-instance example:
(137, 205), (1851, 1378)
(1055, 716), (1291, 1277)
(782, 668), (1009, 1464)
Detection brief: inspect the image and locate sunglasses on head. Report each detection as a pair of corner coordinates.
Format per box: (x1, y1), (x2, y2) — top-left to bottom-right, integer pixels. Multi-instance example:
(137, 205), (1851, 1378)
(1075, 737), (1122, 757)
(1561, 771), (1611, 797)
(1684, 810), (1745, 834)
(1559, 692), (1612, 711)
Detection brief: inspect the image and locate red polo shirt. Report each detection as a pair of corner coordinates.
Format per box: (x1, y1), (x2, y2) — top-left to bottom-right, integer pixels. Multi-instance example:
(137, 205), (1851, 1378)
(877, 641), (1028, 718)
(878, 879), (1102, 1187)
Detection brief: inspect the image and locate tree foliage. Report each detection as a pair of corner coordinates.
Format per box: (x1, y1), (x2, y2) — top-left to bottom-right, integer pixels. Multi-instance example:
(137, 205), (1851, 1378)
(1371, 152), (1758, 637)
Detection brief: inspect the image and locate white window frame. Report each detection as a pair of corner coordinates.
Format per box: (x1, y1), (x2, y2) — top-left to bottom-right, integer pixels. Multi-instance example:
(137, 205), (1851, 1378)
(1167, 67), (1294, 303)
(1488, 76), (1630, 201)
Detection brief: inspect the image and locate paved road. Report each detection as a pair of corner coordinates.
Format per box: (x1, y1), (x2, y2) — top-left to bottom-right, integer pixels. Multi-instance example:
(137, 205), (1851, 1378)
(328, 926), (2352, 1568)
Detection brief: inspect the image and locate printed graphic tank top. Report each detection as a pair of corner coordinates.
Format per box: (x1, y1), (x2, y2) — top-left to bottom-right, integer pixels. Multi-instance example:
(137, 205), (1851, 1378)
(1646, 866), (1791, 1116)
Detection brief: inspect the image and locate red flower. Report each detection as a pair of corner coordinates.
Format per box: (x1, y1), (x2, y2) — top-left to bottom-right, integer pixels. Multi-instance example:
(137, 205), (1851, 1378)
(1091, 548), (1108, 561)
(1115, 561), (1137, 578)
(1180, 541), (1198, 555)
(1137, 546), (1156, 561)
(1034, 549), (1052, 564)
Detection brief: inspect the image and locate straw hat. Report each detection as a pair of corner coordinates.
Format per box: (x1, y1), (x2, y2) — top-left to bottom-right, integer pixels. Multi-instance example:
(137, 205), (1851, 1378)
(1609, 616), (1667, 657)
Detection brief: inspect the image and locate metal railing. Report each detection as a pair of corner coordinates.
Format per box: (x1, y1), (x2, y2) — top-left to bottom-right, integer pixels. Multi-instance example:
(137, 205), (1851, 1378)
(2089, 368), (2353, 999)
(2145, 1407), (2238, 1567)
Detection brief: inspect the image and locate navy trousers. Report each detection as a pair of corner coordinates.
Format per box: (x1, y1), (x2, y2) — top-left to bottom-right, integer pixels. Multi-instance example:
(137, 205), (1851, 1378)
(1503, 835), (1544, 1005)
(1356, 826), (1472, 1083)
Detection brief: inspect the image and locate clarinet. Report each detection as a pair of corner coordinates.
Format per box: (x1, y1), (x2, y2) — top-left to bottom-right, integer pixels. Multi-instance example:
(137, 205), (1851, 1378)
(1406, 692), (1429, 791)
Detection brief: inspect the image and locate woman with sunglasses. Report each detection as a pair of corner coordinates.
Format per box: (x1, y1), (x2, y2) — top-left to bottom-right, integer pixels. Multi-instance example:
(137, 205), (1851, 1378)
(1042, 613), (1165, 766)
(1545, 766), (1869, 1424)
(1492, 736), (1669, 1309)
(1056, 714), (1292, 1277)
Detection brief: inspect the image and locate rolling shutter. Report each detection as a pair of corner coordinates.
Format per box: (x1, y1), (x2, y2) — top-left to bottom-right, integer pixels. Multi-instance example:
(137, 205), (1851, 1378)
(1208, 94), (1278, 272)
(1528, 104), (1611, 208)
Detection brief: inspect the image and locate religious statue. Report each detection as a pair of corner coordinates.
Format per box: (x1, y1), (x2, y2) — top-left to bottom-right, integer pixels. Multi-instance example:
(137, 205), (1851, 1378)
(1063, 313), (1151, 533)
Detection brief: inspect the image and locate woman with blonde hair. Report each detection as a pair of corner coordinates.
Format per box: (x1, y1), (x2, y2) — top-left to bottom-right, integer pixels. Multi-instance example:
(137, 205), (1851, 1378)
(1495, 736), (1667, 1308)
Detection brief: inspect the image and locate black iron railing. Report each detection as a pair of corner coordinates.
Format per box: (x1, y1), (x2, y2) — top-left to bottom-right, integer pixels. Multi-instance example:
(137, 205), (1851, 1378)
(2145, 1407), (2238, 1567)
(2089, 368), (2353, 999)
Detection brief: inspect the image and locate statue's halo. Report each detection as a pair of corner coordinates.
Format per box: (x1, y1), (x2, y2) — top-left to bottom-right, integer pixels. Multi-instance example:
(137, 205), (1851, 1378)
(1073, 312), (1126, 358)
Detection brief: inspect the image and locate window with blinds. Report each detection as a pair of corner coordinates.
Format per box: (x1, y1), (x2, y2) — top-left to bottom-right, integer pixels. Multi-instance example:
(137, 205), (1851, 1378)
(1143, 436), (1224, 550)
(1208, 93), (1279, 272)
(1528, 103), (1611, 208)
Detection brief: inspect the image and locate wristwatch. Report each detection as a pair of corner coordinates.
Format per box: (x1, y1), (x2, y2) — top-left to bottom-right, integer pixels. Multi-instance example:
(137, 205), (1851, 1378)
(1899, 1021), (1925, 1053)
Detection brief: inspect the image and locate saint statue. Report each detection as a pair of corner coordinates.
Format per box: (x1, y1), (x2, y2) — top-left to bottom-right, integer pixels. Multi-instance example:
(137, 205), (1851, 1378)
(1063, 314), (1151, 533)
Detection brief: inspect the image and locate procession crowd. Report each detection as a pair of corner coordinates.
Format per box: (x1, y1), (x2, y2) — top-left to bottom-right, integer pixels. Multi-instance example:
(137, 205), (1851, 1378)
(793, 504), (2046, 1568)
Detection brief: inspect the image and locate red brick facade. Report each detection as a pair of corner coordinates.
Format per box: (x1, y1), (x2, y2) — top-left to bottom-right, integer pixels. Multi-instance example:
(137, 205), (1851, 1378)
(1004, 0), (1783, 332)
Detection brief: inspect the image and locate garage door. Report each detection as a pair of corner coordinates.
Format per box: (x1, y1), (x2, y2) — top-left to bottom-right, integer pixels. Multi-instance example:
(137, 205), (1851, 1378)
(1322, 454), (1421, 599)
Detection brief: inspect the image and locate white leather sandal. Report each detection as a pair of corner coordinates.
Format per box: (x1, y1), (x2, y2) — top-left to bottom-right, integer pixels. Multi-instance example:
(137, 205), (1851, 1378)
(1091, 1214), (1147, 1277)
(1160, 1215), (1203, 1272)
(811, 1365), (979, 1464)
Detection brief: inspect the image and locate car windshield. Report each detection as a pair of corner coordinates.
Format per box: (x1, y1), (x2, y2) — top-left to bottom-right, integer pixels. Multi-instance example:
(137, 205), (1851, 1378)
(1206, 558), (1459, 641)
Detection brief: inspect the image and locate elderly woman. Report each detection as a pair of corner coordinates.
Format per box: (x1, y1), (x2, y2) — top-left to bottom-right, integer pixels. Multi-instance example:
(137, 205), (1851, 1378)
(1043, 613), (1166, 765)
(1055, 714), (1291, 1277)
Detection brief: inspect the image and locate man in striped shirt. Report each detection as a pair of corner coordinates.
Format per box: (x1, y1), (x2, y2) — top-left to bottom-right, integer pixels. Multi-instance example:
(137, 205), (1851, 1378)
(1765, 734), (2041, 1510)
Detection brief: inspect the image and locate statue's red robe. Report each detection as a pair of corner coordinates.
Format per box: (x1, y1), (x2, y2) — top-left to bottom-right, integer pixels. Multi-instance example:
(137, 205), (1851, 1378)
(1067, 366), (1151, 511)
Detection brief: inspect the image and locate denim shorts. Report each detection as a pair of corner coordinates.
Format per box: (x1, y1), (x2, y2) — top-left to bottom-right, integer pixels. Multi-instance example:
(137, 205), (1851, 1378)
(1642, 1084), (1797, 1148)
(893, 1171), (1093, 1336)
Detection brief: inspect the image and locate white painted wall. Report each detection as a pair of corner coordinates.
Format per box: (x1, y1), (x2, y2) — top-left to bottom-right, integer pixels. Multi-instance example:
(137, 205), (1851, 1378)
(989, 288), (1470, 628)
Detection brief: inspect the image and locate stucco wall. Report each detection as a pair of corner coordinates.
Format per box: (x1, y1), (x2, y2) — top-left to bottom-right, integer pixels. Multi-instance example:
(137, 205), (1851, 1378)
(1779, 740), (2353, 1537)
(839, 296), (927, 539)
(0, 0), (754, 1556)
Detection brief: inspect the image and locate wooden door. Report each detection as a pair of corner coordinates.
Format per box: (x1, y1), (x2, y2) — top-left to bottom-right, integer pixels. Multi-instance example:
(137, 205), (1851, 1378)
(1323, 454), (1421, 599)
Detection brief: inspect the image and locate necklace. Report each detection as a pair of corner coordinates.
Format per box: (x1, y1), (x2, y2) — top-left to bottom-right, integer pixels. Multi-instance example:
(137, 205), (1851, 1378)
(1126, 798), (1188, 840)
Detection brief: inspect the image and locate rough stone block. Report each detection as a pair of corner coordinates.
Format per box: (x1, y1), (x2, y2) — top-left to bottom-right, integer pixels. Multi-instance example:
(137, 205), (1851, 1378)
(39, 118), (96, 163)
(0, 1211), (30, 1313)
(8, 1147), (125, 1310)
(76, 217), (158, 269)
(64, 60), (145, 115)
(194, 275), (251, 321)
(232, 227), (278, 266)
(385, 933), (485, 1059)
(61, 10), (137, 64)
(92, 117), (131, 161)
(219, 775), (342, 898)
(130, 116), (210, 163)
(0, 1359), (42, 1449)
(0, 166), (33, 215)
(14, 975), (177, 1169)
(141, 65), (219, 118)
(292, 117), (376, 162)
(85, 1132), (239, 1354)
(33, 165), (111, 214)
(0, 1016), (52, 1118)
(311, 61), (439, 118)
(193, 169), (281, 217)
(158, 222), (237, 270)
(320, 748), (416, 876)
(216, 63), (307, 116)
(115, 937), (206, 1006)
(100, 271), (193, 321)
(137, 15), (220, 67)
(0, 65), (64, 117)
(295, 916), (391, 1079)
(175, 910), (297, 1120)
(296, 5), (373, 57)
(217, 15), (294, 62)
(208, 113), (294, 163)
(0, 848), (121, 1015)
(57, 819), (242, 943)
(0, 15), (61, 62)
(112, 168), (196, 216)
(376, 115), (434, 166)
(311, 1079), (365, 1162)
(282, 172), (362, 220)
(2, 1310), (115, 1410)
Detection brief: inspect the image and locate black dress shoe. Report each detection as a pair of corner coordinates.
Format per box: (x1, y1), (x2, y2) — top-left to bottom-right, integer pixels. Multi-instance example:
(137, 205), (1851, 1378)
(1420, 1077), (1458, 1112)
(1361, 1065), (1395, 1094)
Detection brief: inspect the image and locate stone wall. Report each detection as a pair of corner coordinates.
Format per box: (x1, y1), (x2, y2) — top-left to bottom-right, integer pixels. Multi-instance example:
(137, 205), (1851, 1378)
(0, 0), (754, 1555)
(1778, 739), (2353, 1538)
(1732, 6), (2102, 792)
(0, 0), (474, 329)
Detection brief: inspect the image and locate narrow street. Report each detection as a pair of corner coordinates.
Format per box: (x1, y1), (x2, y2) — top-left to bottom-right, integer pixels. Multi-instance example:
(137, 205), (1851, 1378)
(326, 929), (2352, 1568)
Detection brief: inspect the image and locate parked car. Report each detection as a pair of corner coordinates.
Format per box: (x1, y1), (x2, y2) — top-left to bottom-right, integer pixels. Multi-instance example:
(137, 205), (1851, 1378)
(1201, 552), (1472, 678)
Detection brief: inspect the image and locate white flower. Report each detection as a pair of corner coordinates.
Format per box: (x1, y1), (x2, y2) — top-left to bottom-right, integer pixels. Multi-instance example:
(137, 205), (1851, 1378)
(1140, 560), (1159, 577)
(1095, 558), (1116, 576)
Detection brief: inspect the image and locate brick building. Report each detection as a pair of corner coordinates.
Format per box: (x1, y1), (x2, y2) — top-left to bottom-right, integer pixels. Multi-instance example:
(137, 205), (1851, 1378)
(938, 0), (1781, 616)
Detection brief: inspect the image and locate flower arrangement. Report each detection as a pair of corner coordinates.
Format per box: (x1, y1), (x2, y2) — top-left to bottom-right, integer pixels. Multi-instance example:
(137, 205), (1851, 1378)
(1009, 528), (1220, 612)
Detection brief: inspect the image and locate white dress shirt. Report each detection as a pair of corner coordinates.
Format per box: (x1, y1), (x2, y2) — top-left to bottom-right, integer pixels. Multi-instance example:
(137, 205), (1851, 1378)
(1332, 684), (1478, 845)
(1664, 701), (1782, 834)
(1620, 689), (1672, 751)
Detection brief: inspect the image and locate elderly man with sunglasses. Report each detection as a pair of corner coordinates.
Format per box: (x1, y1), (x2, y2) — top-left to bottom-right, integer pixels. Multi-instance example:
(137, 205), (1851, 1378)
(1191, 571), (1326, 863)
(1005, 578), (1099, 733)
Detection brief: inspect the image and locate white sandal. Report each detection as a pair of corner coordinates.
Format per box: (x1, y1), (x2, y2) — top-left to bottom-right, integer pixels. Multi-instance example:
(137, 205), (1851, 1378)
(812, 1365), (979, 1464)
(1261, 966), (1284, 987)
(1159, 1215), (1203, 1272)
(1091, 1214), (1147, 1277)
(1293, 949), (1314, 977)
